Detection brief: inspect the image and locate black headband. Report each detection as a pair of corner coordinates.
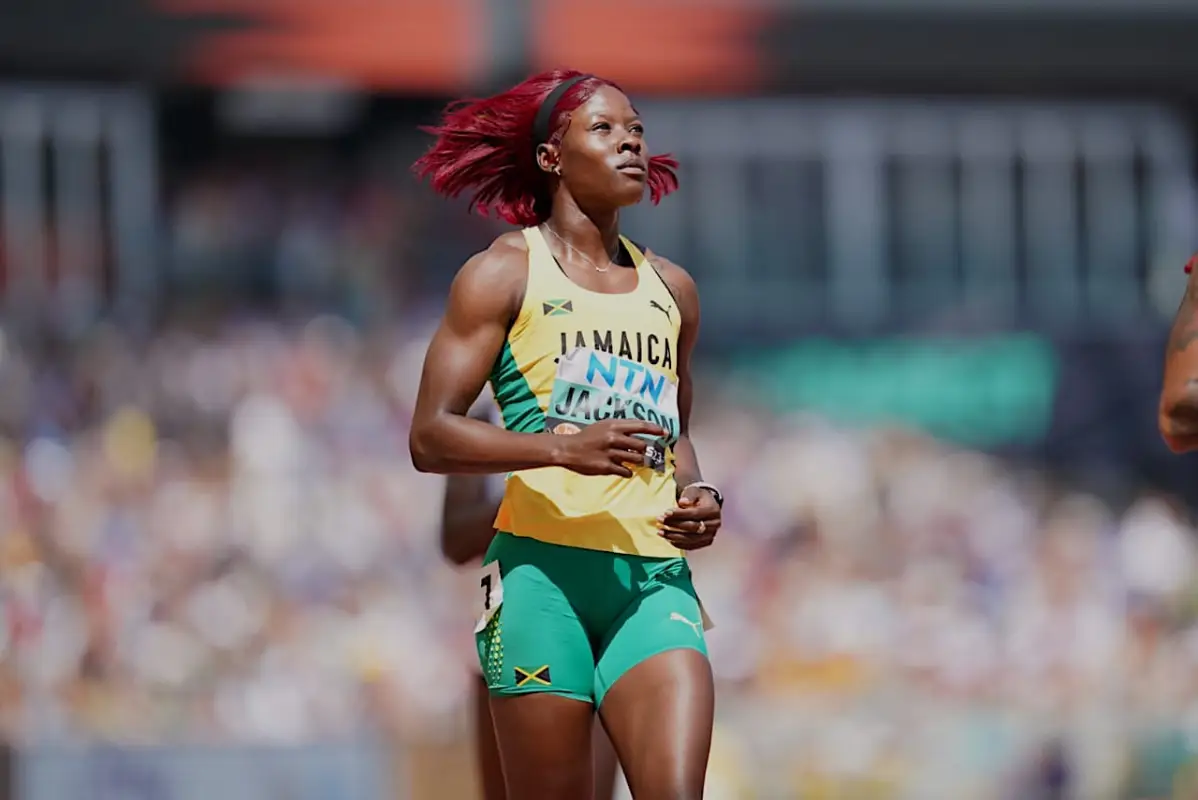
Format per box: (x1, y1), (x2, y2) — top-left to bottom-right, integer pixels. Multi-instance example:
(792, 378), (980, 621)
(533, 74), (592, 148)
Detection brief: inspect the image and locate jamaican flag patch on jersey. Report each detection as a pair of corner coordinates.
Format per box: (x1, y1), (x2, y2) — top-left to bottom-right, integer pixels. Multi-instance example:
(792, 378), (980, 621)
(514, 665), (551, 687)
(542, 299), (573, 317)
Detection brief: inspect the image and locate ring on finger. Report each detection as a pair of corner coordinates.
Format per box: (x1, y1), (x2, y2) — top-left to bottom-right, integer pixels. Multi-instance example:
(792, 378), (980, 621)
(697, 520), (706, 535)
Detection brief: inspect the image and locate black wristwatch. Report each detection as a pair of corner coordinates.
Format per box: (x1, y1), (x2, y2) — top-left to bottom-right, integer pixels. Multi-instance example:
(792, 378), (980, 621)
(681, 481), (723, 508)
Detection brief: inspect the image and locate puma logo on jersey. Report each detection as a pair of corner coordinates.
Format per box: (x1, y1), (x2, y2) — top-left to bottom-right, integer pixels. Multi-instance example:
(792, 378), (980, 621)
(649, 299), (672, 321)
(669, 612), (703, 637)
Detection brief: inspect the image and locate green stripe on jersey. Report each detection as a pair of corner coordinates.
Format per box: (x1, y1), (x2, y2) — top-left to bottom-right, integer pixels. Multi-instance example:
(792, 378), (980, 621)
(489, 341), (546, 434)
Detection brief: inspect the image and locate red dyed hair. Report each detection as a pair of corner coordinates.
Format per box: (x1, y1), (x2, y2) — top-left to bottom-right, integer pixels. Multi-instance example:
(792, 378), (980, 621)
(413, 69), (679, 226)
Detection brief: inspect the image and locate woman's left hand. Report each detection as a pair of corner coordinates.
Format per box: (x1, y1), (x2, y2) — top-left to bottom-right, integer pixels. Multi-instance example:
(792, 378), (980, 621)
(657, 486), (721, 550)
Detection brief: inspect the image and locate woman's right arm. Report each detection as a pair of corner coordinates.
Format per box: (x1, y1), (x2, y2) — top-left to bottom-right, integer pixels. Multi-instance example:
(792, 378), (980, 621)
(409, 241), (565, 474)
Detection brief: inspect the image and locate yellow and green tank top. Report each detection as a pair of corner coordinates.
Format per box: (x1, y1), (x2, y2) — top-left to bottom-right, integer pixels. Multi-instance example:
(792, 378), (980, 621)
(490, 226), (682, 558)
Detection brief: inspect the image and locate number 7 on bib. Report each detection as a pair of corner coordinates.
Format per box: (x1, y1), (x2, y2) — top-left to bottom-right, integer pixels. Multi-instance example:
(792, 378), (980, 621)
(474, 560), (504, 633)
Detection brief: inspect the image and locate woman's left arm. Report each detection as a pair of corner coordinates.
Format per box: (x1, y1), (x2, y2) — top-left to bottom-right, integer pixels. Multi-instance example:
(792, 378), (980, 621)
(647, 251), (722, 550)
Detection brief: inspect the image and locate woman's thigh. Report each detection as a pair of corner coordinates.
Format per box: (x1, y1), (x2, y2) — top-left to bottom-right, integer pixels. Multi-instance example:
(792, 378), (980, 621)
(595, 581), (714, 800)
(490, 693), (597, 800)
(599, 649), (713, 800)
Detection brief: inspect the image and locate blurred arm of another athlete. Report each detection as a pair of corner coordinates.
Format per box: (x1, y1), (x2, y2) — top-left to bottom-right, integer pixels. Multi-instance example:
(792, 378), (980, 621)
(440, 406), (502, 566)
(409, 234), (664, 477)
(1161, 257), (1198, 453)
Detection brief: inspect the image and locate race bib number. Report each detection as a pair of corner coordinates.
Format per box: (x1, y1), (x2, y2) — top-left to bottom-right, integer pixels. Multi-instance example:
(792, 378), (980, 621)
(474, 560), (504, 633)
(545, 347), (680, 472)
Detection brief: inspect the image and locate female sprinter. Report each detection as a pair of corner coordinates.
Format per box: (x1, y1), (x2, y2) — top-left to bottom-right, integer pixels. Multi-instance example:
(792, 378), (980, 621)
(410, 69), (723, 800)
(1161, 254), (1198, 452)
(439, 403), (620, 800)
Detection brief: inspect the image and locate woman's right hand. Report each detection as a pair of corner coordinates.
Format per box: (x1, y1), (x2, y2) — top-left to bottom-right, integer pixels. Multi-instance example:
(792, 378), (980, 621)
(551, 420), (666, 478)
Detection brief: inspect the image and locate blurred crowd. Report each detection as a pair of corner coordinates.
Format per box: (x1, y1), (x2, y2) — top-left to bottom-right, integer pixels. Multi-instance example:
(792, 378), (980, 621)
(0, 317), (461, 743)
(0, 312), (1197, 799)
(694, 408), (1198, 799)
(161, 142), (499, 327)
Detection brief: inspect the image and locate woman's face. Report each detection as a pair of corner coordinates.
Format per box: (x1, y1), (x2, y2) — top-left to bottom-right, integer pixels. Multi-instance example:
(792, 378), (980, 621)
(553, 84), (649, 211)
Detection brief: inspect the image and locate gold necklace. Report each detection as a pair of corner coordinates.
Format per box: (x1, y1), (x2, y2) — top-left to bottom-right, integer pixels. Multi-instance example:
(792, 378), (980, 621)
(542, 224), (615, 273)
